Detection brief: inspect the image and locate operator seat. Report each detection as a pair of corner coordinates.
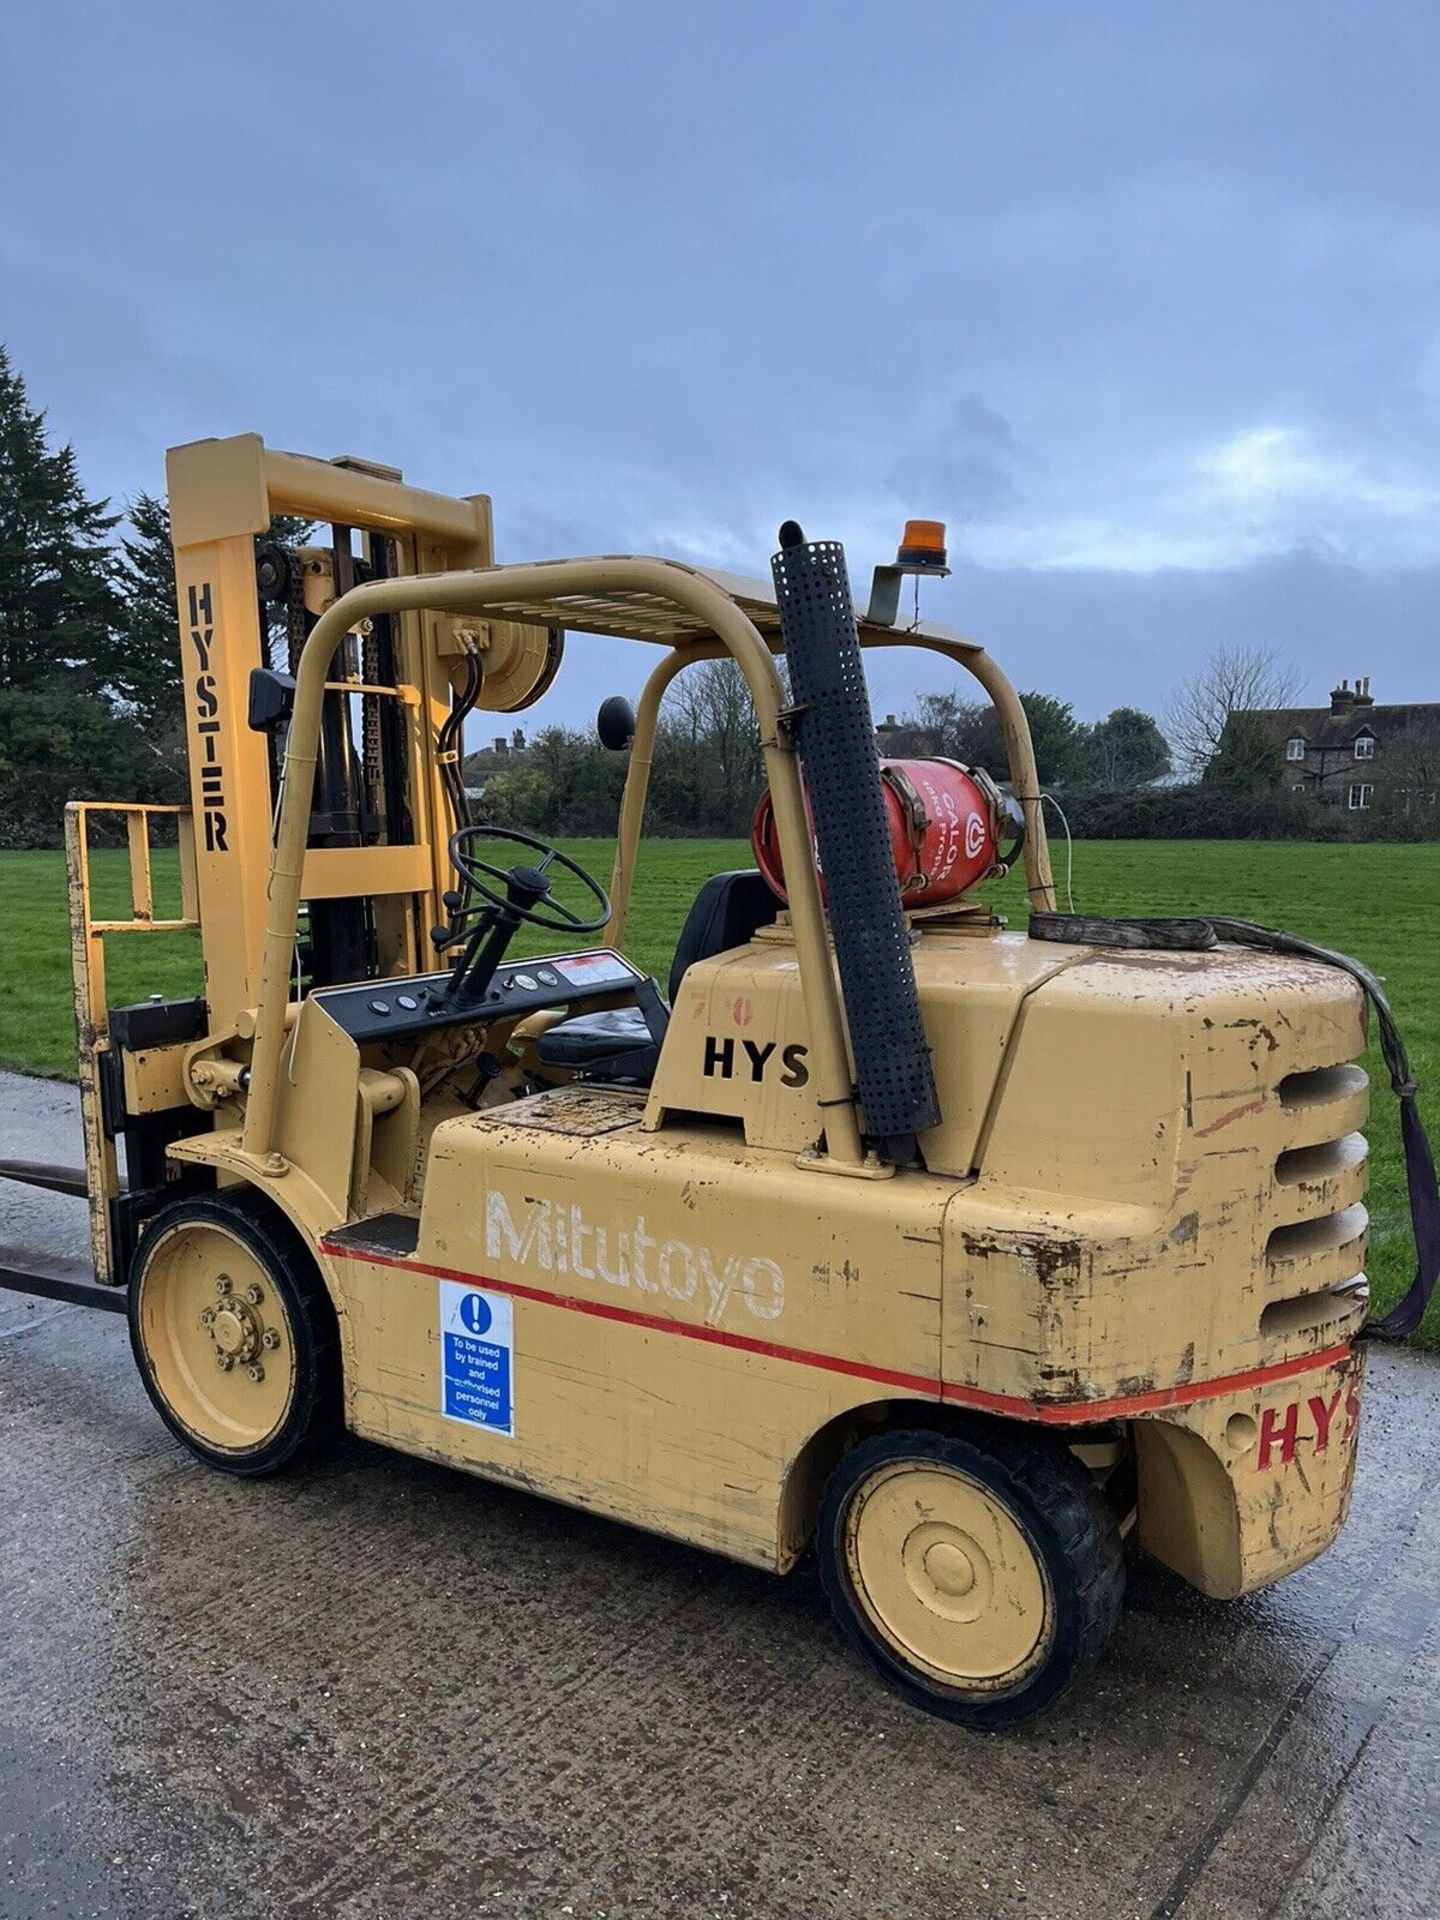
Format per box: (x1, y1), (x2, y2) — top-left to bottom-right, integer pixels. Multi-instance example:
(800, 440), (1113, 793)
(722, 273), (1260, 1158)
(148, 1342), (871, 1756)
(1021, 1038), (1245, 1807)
(537, 870), (778, 1079)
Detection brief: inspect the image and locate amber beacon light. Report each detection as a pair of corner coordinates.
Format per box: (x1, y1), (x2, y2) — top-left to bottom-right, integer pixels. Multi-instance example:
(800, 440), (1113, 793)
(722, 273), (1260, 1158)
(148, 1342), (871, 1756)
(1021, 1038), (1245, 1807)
(896, 519), (949, 569)
(865, 518), (952, 623)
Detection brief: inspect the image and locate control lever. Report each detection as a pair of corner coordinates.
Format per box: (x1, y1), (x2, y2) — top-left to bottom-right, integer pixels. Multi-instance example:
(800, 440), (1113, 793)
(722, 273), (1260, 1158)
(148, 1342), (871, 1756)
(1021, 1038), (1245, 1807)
(443, 867), (552, 1008)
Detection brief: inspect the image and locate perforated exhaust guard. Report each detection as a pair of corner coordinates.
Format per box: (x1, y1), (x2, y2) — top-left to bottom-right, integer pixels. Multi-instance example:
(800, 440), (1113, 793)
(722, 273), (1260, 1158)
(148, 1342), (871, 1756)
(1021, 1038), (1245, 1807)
(771, 525), (940, 1160)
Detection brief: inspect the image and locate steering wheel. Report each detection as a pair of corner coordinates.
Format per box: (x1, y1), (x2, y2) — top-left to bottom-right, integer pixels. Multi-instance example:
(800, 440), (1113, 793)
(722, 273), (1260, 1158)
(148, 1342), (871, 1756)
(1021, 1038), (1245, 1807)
(447, 825), (610, 936)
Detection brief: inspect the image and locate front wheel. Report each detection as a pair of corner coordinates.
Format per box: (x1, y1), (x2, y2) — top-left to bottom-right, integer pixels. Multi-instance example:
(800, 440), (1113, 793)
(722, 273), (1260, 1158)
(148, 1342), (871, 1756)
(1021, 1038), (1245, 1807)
(816, 1426), (1125, 1729)
(127, 1192), (339, 1476)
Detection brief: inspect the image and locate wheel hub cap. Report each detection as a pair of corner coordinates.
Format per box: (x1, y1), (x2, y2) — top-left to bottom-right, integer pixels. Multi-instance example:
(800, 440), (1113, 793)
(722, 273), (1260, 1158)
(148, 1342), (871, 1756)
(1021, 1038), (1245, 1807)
(918, 1533), (978, 1601)
(846, 1461), (1054, 1688)
(210, 1300), (258, 1361)
(138, 1224), (296, 1452)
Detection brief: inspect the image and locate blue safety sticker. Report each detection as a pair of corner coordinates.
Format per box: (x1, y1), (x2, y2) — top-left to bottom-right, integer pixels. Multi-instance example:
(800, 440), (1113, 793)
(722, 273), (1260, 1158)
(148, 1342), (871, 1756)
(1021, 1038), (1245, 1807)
(439, 1280), (514, 1436)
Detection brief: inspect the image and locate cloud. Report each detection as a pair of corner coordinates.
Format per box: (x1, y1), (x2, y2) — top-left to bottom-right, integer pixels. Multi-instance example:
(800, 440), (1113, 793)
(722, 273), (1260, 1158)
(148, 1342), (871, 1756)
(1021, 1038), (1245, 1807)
(886, 393), (1027, 525)
(1187, 425), (1440, 567)
(1199, 426), (1342, 498)
(1195, 425), (1440, 527)
(5, 0), (1440, 743)
(952, 425), (1440, 575)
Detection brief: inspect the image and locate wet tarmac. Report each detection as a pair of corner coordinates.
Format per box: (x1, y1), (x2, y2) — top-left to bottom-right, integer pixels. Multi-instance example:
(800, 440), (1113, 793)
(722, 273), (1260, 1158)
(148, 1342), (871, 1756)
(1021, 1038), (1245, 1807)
(2, 1068), (1437, 1919)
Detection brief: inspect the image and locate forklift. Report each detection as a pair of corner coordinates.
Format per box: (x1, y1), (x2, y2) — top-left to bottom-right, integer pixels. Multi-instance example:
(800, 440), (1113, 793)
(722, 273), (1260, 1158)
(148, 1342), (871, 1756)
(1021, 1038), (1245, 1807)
(1, 433), (1424, 1727)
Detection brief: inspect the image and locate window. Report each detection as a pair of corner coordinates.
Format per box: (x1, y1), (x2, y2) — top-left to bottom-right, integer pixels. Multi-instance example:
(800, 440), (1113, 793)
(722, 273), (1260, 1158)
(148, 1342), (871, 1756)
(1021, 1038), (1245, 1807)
(1348, 783), (1373, 810)
(1354, 733), (1375, 760)
(1286, 735), (1306, 762)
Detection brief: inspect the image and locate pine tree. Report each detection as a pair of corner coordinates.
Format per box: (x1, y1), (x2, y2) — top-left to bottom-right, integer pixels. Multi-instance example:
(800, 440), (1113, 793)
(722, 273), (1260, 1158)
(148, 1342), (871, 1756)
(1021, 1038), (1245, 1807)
(0, 344), (120, 690)
(113, 489), (182, 732)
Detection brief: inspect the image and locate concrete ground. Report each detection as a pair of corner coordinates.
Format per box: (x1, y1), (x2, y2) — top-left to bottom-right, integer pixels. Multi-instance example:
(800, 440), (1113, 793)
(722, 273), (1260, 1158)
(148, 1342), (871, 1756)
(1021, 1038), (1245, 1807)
(1, 1066), (1437, 1920)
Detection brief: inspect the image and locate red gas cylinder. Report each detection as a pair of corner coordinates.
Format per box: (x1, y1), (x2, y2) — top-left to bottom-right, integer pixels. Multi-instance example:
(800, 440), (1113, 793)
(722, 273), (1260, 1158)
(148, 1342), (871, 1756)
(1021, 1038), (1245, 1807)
(751, 758), (1017, 908)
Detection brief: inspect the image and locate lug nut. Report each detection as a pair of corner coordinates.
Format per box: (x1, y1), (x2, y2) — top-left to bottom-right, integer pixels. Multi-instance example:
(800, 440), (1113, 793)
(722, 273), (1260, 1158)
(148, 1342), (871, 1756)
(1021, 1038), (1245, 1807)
(262, 1328), (281, 1350)
(245, 1285), (264, 1306)
(201, 1308), (215, 1326)
(247, 1364), (265, 1383)
(216, 1276), (232, 1295)
(216, 1353), (234, 1371)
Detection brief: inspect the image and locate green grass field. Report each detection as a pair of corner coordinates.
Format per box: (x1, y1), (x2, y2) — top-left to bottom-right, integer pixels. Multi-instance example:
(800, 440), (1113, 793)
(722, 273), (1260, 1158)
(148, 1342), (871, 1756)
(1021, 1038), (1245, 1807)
(3, 838), (1435, 1341)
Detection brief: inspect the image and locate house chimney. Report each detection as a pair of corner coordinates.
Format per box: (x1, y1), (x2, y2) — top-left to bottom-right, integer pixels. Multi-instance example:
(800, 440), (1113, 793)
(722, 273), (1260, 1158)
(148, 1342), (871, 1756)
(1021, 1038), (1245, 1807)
(1329, 679), (1354, 716)
(1352, 675), (1374, 708)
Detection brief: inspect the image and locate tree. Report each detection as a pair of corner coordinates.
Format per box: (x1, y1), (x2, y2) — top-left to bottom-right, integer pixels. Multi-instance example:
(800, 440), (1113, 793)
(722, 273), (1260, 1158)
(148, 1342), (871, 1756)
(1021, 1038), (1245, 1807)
(899, 688), (1084, 786)
(1372, 727), (1440, 842)
(519, 726), (629, 835)
(1166, 644), (1299, 779)
(898, 690), (987, 761)
(478, 765), (551, 828)
(1081, 707), (1170, 786)
(663, 659), (764, 833)
(0, 685), (182, 847)
(1010, 693), (1086, 786)
(1198, 710), (1290, 791)
(0, 344), (119, 692)
(112, 491), (183, 734)
(1202, 710), (1284, 793)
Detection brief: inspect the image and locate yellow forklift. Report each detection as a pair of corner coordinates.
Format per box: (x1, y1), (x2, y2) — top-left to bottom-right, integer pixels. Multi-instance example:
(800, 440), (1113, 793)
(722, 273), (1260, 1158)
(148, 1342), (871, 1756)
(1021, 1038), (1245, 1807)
(4, 434), (1434, 1727)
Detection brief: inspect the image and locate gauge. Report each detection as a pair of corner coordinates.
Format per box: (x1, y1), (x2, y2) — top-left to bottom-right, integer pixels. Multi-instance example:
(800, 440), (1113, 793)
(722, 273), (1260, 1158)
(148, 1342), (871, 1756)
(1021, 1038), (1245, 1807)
(513, 973), (538, 991)
(535, 969), (559, 986)
(395, 993), (419, 1011)
(368, 999), (391, 1016)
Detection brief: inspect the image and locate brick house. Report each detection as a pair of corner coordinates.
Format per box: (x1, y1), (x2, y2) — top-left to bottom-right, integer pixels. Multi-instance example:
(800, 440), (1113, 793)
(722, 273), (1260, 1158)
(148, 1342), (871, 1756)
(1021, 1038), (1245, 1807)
(1244, 678), (1440, 817)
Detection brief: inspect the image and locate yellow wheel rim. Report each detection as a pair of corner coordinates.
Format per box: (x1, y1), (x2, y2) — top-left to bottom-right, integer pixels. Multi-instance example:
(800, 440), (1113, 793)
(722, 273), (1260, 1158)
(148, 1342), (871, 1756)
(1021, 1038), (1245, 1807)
(136, 1220), (298, 1454)
(844, 1460), (1054, 1691)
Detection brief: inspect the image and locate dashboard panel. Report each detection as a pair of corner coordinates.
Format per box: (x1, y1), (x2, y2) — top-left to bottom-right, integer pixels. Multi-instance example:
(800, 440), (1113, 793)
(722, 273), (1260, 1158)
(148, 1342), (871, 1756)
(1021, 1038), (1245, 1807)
(311, 948), (644, 1045)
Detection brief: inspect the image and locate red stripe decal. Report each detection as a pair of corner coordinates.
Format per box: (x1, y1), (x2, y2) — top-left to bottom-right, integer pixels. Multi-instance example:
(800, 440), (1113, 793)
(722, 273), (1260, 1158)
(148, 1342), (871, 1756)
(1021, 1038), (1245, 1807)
(319, 1239), (1351, 1425)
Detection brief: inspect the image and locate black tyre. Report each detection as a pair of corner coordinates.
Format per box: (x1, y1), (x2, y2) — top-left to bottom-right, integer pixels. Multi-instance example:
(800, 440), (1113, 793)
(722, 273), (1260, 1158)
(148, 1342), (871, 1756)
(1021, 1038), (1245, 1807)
(127, 1191), (340, 1477)
(817, 1425), (1125, 1729)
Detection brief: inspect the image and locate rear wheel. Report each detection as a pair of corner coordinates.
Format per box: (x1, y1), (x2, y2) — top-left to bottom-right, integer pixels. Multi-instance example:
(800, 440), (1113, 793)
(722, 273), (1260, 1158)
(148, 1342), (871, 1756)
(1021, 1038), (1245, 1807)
(127, 1193), (339, 1476)
(817, 1426), (1124, 1728)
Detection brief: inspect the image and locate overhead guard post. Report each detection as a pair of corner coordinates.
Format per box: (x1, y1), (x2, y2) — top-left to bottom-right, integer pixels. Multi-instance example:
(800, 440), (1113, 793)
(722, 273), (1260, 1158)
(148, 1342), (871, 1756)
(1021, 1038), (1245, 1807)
(241, 560), (866, 1169)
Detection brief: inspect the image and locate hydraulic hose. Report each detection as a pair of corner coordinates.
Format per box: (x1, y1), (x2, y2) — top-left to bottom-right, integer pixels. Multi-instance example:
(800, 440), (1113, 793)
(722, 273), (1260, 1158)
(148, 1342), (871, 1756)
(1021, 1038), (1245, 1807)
(436, 649), (484, 944)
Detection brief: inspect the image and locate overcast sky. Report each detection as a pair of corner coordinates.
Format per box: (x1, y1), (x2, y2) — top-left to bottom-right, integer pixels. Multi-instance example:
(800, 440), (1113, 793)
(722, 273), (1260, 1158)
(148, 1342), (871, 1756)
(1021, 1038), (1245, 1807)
(4, 0), (1437, 738)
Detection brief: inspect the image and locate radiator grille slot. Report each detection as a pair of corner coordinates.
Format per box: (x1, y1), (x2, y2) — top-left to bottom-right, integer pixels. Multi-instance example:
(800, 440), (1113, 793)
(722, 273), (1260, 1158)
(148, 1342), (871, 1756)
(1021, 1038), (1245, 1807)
(1266, 1202), (1367, 1267)
(1274, 1133), (1366, 1187)
(1260, 1279), (1368, 1339)
(1260, 1053), (1368, 1346)
(1278, 1063), (1367, 1110)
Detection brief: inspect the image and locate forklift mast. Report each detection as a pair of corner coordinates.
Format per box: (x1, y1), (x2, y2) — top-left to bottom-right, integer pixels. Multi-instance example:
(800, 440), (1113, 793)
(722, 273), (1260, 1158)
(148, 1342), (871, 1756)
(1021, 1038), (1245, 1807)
(36, 439), (565, 1295)
(170, 436), (492, 1032)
